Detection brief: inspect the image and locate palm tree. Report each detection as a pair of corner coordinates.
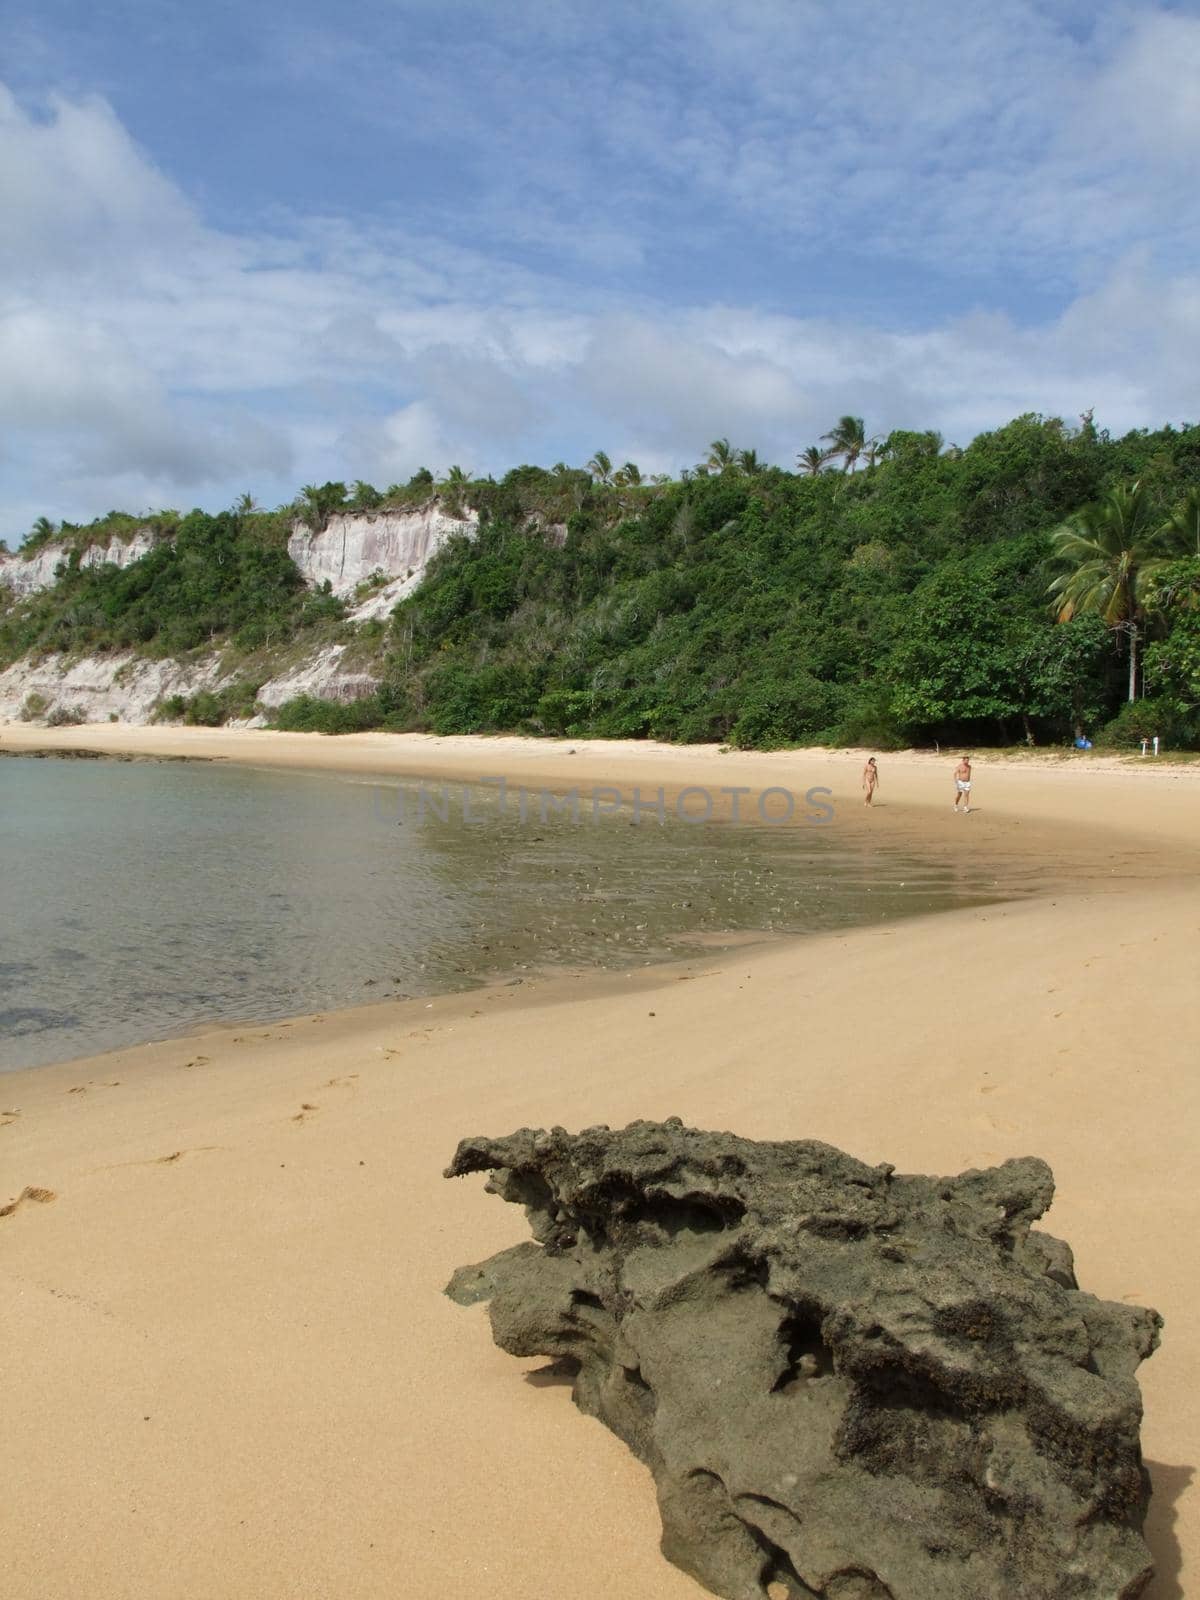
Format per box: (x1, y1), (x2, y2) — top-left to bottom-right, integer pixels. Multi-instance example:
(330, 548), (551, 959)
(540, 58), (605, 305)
(1048, 481), (1174, 702)
(587, 451), (614, 485)
(351, 479), (383, 510)
(614, 462), (643, 487)
(738, 448), (764, 474)
(442, 465), (471, 487)
(1161, 488), (1200, 557)
(234, 492), (258, 518)
(821, 415), (867, 472)
(705, 438), (737, 474)
(29, 515), (57, 543)
(797, 446), (830, 477)
(298, 482), (348, 532)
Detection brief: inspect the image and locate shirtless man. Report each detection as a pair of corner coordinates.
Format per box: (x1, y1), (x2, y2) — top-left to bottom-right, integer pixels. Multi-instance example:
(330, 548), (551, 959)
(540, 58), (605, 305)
(954, 755), (972, 812)
(861, 756), (879, 805)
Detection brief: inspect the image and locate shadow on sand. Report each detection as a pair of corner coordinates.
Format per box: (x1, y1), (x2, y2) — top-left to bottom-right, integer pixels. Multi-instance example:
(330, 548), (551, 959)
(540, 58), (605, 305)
(1145, 1460), (1194, 1599)
(524, 1358), (580, 1389)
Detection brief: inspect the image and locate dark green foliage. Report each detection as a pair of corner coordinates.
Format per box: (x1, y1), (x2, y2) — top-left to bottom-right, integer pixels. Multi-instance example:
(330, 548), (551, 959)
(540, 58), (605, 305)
(1144, 557), (1200, 740)
(884, 539), (1111, 740)
(360, 419), (1200, 749)
(270, 693), (391, 734)
(156, 678), (264, 726)
(296, 482), (349, 531)
(0, 510), (335, 663)
(7, 416), (1200, 749)
(1095, 696), (1195, 749)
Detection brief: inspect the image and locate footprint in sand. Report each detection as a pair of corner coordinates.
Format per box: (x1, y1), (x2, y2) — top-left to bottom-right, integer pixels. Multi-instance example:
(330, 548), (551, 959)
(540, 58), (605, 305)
(291, 1103), (320, 1123)
(180, 1055), (210, 1070)
(146, 1146), (219, 1166)
(1, 1185), (56, 1218)
(67, 1085), (87, 1095)
(0, 1109), (20, 1128)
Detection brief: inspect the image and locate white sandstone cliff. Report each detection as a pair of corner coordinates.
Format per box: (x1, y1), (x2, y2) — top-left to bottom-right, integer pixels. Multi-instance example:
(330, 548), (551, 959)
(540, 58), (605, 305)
(287, 504), (476, 601)
(0, 503), (483, 724)
(0, 530), (163, 598)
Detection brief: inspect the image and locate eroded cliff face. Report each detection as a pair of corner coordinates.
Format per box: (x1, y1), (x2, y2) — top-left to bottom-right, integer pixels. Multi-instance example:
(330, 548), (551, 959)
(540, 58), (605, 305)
(0, 505), (479, 722)
(287, 505), (477, 601)
(1, 506), (476, 604)
(0, 532), (163, 598)
(0, 651), (225, 723)
(0, 643), (380, 724)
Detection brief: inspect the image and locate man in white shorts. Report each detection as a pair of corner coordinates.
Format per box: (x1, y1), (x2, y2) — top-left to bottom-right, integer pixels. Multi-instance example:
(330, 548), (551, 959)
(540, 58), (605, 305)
(954, 755), (972, 812)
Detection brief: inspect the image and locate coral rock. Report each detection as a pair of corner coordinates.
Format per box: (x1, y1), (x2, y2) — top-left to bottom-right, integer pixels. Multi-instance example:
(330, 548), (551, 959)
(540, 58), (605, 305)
(445, 1119), (1161, 1600)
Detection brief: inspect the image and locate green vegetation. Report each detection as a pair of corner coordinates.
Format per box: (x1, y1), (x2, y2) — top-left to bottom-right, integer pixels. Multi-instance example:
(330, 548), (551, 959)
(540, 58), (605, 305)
(1, 507), (343, 662)
(1048, 482), (1191, 703)
(18, 692), (49, 721)
(6, 413), (1200, 748)
(366, 417), (1200, 748)
(155, 679), (265, 727)
(271, 692), (401, 734)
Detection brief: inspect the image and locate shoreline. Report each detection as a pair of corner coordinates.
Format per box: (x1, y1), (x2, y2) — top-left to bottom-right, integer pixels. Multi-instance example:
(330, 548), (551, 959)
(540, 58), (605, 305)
(5, 723), (1197, 1078)
(3, 725), (1198, 1597)
(6, 722), (1200, 849)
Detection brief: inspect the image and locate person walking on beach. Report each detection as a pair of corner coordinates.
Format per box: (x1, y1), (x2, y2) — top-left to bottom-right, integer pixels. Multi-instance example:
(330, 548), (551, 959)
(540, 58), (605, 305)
(954, 755), (973, 813)
(862, 756), (879, 805)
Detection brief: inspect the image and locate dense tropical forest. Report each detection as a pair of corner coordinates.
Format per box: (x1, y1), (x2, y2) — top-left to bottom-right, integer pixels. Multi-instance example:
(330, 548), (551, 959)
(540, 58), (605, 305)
(3, 413), (1199, 748)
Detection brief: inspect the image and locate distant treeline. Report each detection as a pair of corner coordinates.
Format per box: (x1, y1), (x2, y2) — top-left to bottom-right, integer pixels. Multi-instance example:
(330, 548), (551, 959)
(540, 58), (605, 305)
(4, 414), (1199, 749)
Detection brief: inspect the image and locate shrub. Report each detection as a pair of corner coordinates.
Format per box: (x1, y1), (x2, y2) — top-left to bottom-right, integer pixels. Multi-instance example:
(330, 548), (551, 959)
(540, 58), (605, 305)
(154, 679), (263, 727)
(270, 694), (385, 734)
(46, 704), (88, 726)
(1095, 697), (1198, 750)
(19, 692), (49, 721)
(181, 690), (227, 727)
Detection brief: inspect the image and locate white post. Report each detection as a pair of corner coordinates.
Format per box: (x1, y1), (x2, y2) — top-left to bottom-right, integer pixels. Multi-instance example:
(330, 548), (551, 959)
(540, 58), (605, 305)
(1140, 739), (1148, 756)
(1153, 736), (1160, 757)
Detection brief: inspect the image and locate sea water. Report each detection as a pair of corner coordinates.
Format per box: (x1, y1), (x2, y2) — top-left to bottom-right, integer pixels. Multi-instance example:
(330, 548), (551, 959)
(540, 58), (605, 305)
(0, 755), (1023, 1071)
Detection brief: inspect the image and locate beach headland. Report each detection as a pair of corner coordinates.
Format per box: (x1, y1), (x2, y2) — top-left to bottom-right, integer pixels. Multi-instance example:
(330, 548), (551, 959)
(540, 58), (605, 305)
(1, 725), (1197, 1598)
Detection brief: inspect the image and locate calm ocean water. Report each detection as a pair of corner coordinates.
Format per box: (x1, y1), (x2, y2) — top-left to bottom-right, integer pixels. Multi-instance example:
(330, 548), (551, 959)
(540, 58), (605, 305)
(0, 755), (1024, 1071)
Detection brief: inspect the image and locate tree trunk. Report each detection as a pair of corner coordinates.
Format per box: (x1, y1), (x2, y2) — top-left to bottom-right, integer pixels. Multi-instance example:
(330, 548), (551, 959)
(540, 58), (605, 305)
(1128, 622), (1139, 702)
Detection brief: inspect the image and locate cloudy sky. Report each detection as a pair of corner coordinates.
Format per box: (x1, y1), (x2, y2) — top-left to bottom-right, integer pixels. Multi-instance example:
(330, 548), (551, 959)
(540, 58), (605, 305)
(2, 1), (1199, 540)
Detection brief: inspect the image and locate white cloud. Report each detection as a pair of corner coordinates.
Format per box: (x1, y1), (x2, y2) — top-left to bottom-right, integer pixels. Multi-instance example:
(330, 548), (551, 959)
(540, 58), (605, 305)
(1, 62), (1198, 540)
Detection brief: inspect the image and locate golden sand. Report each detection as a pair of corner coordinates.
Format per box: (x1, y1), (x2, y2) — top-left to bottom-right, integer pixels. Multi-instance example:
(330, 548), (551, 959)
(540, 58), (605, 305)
(1, 725), (1196, 1598)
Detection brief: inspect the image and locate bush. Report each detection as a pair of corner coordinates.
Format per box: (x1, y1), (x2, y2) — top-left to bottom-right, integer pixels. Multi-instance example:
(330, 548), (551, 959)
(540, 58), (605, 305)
(270, 694), (385, 734)
(19, 692), (48, 721)
(1095, 697), (1198, 750)
(46, 704), (88, 726)
(728, 677), (840, 750)
(833, 687), (910, 750)
(154, 679), (263, 727)
(180, 690), (227, 727)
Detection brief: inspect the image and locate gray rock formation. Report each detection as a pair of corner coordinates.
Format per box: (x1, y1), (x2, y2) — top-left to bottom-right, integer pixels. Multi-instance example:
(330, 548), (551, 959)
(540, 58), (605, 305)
(445, 1119), (1161, 1600)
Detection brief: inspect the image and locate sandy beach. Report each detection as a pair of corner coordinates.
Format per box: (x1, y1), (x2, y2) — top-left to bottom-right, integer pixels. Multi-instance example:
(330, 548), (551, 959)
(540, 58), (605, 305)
(2, 726), (1197, 1599)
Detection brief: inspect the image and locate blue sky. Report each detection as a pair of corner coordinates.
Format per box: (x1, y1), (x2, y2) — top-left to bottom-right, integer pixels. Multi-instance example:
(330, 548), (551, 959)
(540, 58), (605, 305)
(2, 1), (1199, 540)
